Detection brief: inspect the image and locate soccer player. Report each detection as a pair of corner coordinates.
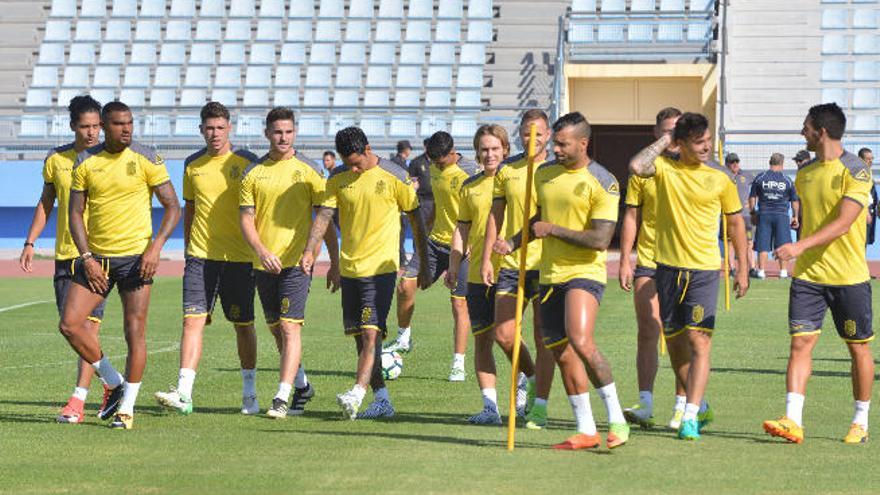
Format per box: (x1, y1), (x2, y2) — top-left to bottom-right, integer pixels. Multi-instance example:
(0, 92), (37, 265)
(763, 103), (875, 444)
(322, 151), (337, 178)
(482, 109), (556, 429)
(391, 131), (477, 381)
(301, 126), (429, 420)
(20, 95), (108, 424)
(59, 101), (181, 429)
(629, 112), (749, 441)
(446, 124), (513, 423)
(749, 153), (800, 279)
(497, 112), (629, 449)
(238, 107), (339, 419)
(724, 154), (757, 277)
(619, 107), (688, 430)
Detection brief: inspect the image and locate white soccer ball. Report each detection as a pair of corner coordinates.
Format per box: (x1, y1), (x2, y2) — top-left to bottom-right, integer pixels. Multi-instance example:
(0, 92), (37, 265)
(381, 350), (403, 380)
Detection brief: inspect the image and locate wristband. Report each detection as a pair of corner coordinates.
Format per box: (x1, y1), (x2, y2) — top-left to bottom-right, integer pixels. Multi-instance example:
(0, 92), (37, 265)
(23, 241), (34, 247)
(80, 252), (93, 260)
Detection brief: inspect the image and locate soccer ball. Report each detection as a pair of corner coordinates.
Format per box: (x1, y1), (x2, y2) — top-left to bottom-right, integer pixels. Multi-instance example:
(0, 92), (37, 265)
(381, 350), (403, 380)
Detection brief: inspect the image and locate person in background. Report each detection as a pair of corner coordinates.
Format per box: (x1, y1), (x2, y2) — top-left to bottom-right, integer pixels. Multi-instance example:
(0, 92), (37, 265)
(858, 148), (878, 246)
(749, 153), (800, 279)
(724, 153), (757, 277)
(322, 151), (337, 178)
(391, 140), (412, 169)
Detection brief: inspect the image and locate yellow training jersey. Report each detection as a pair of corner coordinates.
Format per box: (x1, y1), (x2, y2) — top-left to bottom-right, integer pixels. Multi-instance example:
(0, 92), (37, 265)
(71, 142), (170, 257)
(535, 162), (620, 285)
(653, 155), (742, 271)
(624, 174), (658, 269)
(794, 151), (871, 285)
(429, 158), (478, 246)
(239, 153), (325, 270)
(322, 158), (418, 278)
(43, 143), (84, 260)
(458, 170), (499, 284)
(494, 153), (544, 271)
(183, 147), (257, 262)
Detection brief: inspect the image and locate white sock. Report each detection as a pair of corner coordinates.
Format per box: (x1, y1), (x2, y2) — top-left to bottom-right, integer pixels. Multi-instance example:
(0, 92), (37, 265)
(674, 395), (687, 412)
(275, 382), (292, 401)
(398, 327), (411, 344)
(241, 368), (256, 397)
(351, 384), (367, 402)
(568, 393), (597, 435)
(481, 388), (498, 409)
(91, 357), (123, 388)
(534, 397), (548, 408)
(177, 368), (196, 398)
(72, 387), (88, 402)
(683, 402), (700, 422)
(294, 366), (308, 389)
(119, 381), (140, 415)
(453, 353), (465, 368)
(374, 387), (390, 402)
(698, 399), (709, 414)
(596, 383), (626, 424)
(639, 390), (653, 412)
(853, 400), (870, 429)
(786, 392), (805, 427)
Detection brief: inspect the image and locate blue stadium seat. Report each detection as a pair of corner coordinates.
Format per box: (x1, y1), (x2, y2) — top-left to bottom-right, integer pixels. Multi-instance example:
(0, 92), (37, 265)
(135, 20), (162, 42)
(165, 20), (191, 41)
(370, 43), (396, 64)
(184, 66), (211, 87)
(852, 114), (877, 131)
(340, 44), (367, 64)
(280, 43), (306, 64)
(212, 89), (238, 107)
(631, 0), (656, 12)
(190, 43), (217, 65)
(303, 89), (330, 107)
(160, 44), (186, 65)
(854, 61), (879, 81)
(690, 0), (715, 10)
(309, 44), (336, 64)
(822, 9), (849, 29)
(389, 116), (417, 137)
(406, 20), (431, 42)
(628, 23), (654, 42)
(360, 116), (386, 138)
(229, 0), (256, 18)
(287, 21), (313, 42)
(569, 22), (595, 43)
(377, 20), (403, 42)
(853, 88), (880, 108)
(81, 0), (107, 17)
(90, 89), (115, 105)
(98, 43), (125, 65)
(245, 66), (271, 87)
(319, 0), (345, 18)
(333, 90), (359, 107)
(111, 0), (137, 17)
(175, 115), (201, 136)
(394, 89), (420, 107)
(396, 66), (422, 88)
(457, 66), (483, 88)
(150, 89), (176, 106)
(260, 0), (285, 18)
(363, 90), (389, 107)
(421, 116), (448, 135)
(821, 88), (848, 107)
(460, 44), (486, 65)
(315, 20), (342, 42)
(220, 44), (247, 65)
(39, 43), (65, 65)
(854, 34), (880, 54)
(659, 0), (685, 11)
(298, 116), (326, 137)
(409, 0), (433, 19)
(425, 90), (451, 107)
(379, 0), (404, 19)
(438, 0), (464, 19)
(346, 20), (371, 41)
(170, 0), (195, 18)
(306, 66), (332, 87)
(129, 43), (156, 65)
(602, 0), (626, 14)
(25, 89), (52, 107)
(44, 21), (71, 42)
(140, 0), (166, 18)
(430, 44), (456, 65)
(335, 66), (362, 88)
(120, 89), (145, 107)
(400, 44), (426, 65)
(349, 0), (374, 18)
(468, 0), (493, 19)
(426, 67), (452, 88)
(154, 67), (180, 87)
(468, 21), (493, 42)
(598, 24), (625, 42)
(57, 89), (79, 107)
(687, 21), (712, 41)
(250, 43), (276, 64)
(196, 20), (222, 41)
(20, 115), (48, 136)
(226, 20), (252, 41)
(289, 1), (314, 18)
(455, 90), (481, 108)
(436, 21), (461, 42)
(93, 66), (120, 87)
(215, 67), (241, 88)
(69, 44), (97, 65)
(235, 115), (263, 136)
(366, 66), (392, 88)
(822, 34), (848, 54)
(657, 23), (683, 41)
(273, 88), (299, 106)
(124, 66), (150, 88)
(256, 20), (282, 41)
(571, 0), (597, 13)
(451, 117), (477, 138)
(852, 9), (878, 28)
(31, 67), (58, 88)
(331, 116), (355, 138)
(199, 0), (224, 17)
(274, 66), (301, 87)
(821, 61), (849, 81)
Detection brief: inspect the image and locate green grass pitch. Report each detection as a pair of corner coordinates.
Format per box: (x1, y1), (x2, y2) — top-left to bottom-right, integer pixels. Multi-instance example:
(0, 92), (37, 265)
(1, 276), (878, 494)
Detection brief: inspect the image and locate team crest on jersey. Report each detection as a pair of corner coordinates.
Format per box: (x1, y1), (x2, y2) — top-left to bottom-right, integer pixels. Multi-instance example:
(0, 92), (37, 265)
(280, 297), (290, 315)
(361, 306), (373, 324)
(156, 155), (165, 166)
(292, 170), (304, 182)
(855, 169), (871, 182)
(229, 166), (240, 179)
(451, 177), (460, 190)
(375, 180), (387, 195)
(703, 176), (715, 189)
(692, 305), (705, 324)
(832, 175), (843, 189)
(739, 176), (746, 183)
(607, 182), (619, 195)
(229, 304), (241, 320)
(126, 161), (137, 175)
(574, 182), (587, 197)
(845, 319), (857, 337)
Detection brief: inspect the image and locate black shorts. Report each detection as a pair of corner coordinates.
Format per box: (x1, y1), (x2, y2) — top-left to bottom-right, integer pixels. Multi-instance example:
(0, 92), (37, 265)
(539, 278), (606, 349)
(655, 264), (720, 337)
(72, 254), (152, 298)
(255, 267), (311, 325)
(417, 195), (435, 233)
(466, 282), (495, 336)
(634, 265), (656, 280)
(341, 272), (396, 337)
(183, 257), (255, 325)
(402, 238), (467, 298)
(55, 259), (106, 321)
(755, 212), (792, 253)
(789, 278), (873, 343)
(496, 268), (540, 301)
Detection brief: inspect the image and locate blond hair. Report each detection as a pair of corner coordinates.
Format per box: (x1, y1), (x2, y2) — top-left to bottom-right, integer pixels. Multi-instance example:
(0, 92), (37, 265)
(473, 124), (510, 164)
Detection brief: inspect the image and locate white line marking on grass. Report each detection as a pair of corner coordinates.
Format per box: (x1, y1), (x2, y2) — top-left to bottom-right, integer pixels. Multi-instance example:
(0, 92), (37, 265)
(0, 300), (52, 313)
(0, 342), (180, 371)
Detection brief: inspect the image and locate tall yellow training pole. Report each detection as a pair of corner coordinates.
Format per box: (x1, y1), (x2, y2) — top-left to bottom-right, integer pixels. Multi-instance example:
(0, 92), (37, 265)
(719, 141), (731, 311)
(507, 123), (537, 451)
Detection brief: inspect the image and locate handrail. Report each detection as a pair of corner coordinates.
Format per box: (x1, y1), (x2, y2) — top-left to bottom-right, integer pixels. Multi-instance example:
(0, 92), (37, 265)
(552, 15), (565, 123)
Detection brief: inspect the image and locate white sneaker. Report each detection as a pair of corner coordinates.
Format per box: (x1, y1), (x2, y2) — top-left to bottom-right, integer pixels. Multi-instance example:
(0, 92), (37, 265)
(515, 373), (528, 416)
(356, 398), (395, 419)
(384, 337), (412, 354)
(756, 270), (766, 279)
(448, 365), (466, 382)
(336, 390), (362, 420)
(468, 406), (502, 425)
(240, 395), (259, 415)
(779, 270), (789, 279)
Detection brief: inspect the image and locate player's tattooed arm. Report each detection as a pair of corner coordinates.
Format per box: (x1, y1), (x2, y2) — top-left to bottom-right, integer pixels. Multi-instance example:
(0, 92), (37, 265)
(300, 207), (334, 275)
(537, 219), (616, 250)
(142, 182), (181, 279)
(407, 207), (431, 290)
(629, 133), (671, 177)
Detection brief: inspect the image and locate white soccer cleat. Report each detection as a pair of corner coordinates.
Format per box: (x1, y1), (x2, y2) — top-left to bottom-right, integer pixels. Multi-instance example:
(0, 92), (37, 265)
(779, 269), (789, 279)
(756, 270), (766, 279)
(154, 389), (192, 415)
(468, 406), (502, 425)
(240, 395), (259, 415)
(383, 337), (412, 354)
(356, 398), (395, 419)
(336, 390), (362, 420)
(448, 365), (466, 382)
(669, 409), (684, 430)
(515, 373), (528, 416)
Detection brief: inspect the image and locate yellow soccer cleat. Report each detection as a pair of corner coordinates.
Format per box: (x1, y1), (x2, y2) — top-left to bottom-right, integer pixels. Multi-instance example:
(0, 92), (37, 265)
(843, 423), (868, 444)
(109, 413), (134, 430)
(763, 416), (803, 444)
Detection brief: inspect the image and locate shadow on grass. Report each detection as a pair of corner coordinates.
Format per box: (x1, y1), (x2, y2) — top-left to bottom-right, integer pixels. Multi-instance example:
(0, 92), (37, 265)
(212, 367), (446, 383)
(713, 367), (880, 380)
(0, 399), (244, 416)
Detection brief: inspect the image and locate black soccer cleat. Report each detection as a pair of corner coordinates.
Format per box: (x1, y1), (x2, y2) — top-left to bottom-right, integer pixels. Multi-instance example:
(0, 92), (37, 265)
(289, 383), (315, 416)
(97, 384), (125, 421)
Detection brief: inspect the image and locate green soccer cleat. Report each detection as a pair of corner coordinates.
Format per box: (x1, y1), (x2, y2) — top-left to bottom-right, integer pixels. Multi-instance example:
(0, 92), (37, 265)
(154, 389), (193, 415)
(623, 404), (656, 429)
(525, 378), (536, 414)
(697, 404), (714, 432)
(678, 419), (701, 441)
(607, 422), (630, 449)
(525, 402), (547, 430)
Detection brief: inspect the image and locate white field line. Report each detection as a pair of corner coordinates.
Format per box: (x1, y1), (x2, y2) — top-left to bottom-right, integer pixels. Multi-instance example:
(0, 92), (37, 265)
(0, 342), (180, 371)
(0, 300), (52, 313)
